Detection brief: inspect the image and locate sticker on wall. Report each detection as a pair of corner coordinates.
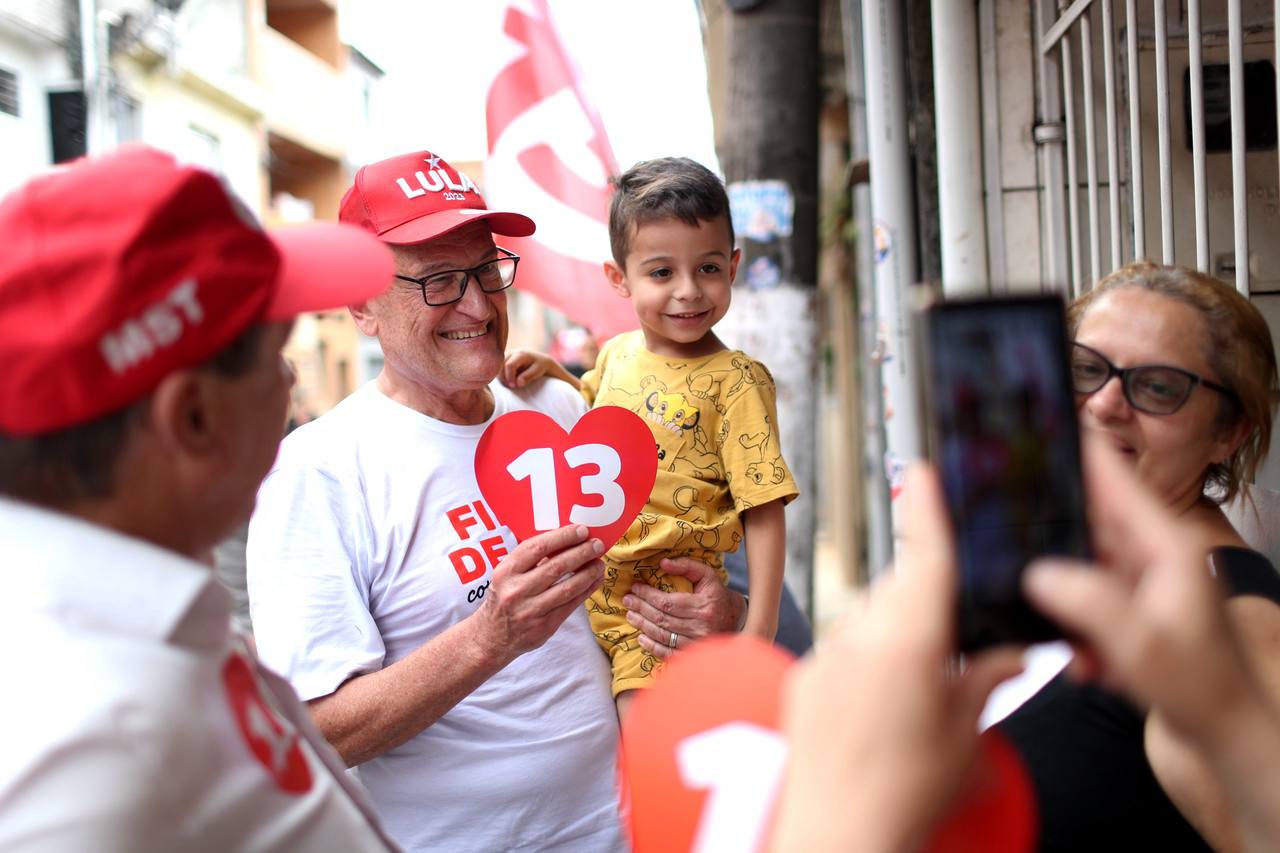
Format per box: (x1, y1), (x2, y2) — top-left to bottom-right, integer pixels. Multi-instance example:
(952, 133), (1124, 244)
(728, 180), (794, 242)
(744, 255), (782, 290)
(884, 450), (908, 500)
(874, 220), (893, 265)
(873, 320), (893, 367)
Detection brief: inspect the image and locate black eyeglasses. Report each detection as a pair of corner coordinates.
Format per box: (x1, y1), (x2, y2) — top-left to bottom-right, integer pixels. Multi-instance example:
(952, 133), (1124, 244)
(1070, 342), (1238, 415)
(395, 247), (520, 307)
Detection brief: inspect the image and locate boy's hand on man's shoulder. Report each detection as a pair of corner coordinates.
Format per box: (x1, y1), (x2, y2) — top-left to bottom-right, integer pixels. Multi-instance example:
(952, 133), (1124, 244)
(502, 349), (580, 390)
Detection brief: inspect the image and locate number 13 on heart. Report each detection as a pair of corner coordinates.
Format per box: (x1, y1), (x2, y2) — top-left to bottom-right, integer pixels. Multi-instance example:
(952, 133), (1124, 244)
(473, 407), (656, 550)
(507, 444), (625, 529)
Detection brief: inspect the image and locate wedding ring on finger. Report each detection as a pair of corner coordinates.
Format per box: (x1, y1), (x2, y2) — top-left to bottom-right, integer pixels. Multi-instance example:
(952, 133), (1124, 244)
(669, 631), (678, 650)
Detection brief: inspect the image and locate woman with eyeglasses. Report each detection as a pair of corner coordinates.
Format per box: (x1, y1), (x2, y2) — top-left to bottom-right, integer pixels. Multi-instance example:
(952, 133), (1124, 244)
(997, 261), (1280, 851)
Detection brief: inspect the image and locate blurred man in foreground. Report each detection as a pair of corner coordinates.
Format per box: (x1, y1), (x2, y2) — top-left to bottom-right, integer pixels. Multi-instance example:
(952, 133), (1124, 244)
(0, 145), (401, 850)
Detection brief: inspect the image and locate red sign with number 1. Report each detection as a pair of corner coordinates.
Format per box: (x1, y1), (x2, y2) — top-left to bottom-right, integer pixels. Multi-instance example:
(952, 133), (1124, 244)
(621, 638), (1037, 853)
(474, 406), (657, 549)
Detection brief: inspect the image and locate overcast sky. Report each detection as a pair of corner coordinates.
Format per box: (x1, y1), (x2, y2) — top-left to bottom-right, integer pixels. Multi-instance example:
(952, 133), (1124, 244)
(338, 0), (720, 172)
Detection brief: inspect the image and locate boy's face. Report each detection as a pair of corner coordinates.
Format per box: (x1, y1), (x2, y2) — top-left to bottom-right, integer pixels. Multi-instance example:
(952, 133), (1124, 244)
(605, 215), (739, 358)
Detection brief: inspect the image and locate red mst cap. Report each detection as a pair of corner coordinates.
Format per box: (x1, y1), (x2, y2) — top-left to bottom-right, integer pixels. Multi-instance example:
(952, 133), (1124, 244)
(0, 144), (395, 436)
(339, 150), (536, 245)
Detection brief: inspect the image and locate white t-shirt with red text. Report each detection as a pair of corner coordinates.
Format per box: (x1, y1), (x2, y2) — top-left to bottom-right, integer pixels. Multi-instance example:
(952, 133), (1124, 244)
(247, 379), (624, 853)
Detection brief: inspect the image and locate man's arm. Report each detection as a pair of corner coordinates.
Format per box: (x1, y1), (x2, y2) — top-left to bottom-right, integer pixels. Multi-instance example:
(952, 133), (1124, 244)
(623, 556), (746, 658)
(309, 525), (605, 767)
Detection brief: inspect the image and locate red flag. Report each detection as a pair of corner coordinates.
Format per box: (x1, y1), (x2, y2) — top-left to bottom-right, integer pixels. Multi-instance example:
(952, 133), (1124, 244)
(484, 0), (638, 343)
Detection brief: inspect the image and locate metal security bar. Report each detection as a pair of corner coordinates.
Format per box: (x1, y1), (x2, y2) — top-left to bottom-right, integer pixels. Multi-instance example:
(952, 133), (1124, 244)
(1125, 0), (1145, 259)
(1228, 0), (1250, 293)
(1037, 0), (1264, 295)
(1154, 0), (1175, 263)
(1189, 0), (1209, 271)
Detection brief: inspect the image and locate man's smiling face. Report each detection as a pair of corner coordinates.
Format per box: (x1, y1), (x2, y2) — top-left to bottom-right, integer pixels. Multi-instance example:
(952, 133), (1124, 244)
(359, 221), (510, 415)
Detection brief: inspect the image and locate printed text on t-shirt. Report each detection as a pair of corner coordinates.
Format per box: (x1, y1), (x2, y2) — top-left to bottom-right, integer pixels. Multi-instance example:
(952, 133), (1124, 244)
(445, 500), (510, 595)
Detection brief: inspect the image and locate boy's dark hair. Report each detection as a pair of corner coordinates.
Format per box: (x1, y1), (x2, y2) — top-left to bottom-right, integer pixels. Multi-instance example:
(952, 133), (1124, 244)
(609, 157), (735, 267)
(0, 323), (267, 507)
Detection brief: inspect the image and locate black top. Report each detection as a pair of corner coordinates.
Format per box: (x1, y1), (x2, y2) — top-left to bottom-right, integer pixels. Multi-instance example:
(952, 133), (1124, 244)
(997, 546), (1280, 852)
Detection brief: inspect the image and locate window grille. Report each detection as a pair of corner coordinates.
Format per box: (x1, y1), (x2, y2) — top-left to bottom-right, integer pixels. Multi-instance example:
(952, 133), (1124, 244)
(0, 68), (18, 118)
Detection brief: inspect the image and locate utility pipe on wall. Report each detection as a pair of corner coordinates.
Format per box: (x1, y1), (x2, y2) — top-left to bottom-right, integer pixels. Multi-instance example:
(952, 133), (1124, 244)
(1034, 0), (1070, 291)
(861, 0), (921, 552)
(841, 0), (892, 579)
(1227, 0), (1250, 294)
(79, 0), (103, 155)
(931, 0), (989, 294)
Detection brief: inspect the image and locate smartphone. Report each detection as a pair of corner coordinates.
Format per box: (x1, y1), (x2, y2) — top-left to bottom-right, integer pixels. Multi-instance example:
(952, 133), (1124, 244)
(922, 294), (1091, 652)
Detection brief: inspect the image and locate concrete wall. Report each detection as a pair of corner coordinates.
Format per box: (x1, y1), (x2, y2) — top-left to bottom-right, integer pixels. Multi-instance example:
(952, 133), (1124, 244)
(257, 25), (348, 159)
(113, 54), (265, 212)
(990, 0), (1043, 290)
(0, 6), (71, 195)
(266, 4), (341, 68)
(0, 0), (67, 42)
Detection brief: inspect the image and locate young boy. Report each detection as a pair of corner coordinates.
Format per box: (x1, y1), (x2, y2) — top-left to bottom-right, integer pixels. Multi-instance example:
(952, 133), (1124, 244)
(506, 157), (798, 707)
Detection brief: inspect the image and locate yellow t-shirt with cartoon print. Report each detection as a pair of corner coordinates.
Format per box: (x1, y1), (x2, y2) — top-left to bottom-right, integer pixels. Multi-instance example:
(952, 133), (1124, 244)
(580, 331), (799, 693)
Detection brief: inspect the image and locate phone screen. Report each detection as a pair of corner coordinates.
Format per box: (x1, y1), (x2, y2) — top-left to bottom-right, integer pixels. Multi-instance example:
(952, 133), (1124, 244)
(924, 295), (1090, 651)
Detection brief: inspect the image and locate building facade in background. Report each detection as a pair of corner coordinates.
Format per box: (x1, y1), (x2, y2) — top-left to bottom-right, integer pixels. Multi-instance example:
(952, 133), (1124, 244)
(0, 2), (75, 192)
(0, 0), (388, 418)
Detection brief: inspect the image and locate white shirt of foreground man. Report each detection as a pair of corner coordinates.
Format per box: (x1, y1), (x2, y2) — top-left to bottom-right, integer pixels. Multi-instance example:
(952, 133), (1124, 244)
(0, 500), (394, 852)
(0, 145), (399, 851)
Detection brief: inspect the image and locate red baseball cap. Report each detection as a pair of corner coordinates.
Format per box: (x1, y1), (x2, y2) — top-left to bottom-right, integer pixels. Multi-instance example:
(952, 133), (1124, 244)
(339, 150), (535, 245)
(0, 144), (395, 436)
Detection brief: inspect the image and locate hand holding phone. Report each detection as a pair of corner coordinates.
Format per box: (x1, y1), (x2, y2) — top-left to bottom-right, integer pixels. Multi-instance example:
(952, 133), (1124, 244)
(922, 294), (1091, 652)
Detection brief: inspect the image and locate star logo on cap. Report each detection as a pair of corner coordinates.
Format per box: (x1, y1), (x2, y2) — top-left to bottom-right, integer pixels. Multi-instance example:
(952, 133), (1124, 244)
(425, 155), (441, 170)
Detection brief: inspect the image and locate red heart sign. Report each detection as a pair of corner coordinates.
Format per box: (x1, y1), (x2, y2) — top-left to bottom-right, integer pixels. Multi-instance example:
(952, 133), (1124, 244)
(475, 406), (657, 549)
(620, 636), (795, 853)
(620, 637), (1037, 853)
(924, 730), (1037, 853)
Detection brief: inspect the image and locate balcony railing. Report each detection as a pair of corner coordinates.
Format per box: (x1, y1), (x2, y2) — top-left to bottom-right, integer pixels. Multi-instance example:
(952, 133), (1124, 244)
(257, 25), (349, 159)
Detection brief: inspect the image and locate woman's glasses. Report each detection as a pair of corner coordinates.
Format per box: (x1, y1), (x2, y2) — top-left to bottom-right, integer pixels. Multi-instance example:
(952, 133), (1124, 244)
(1070, 342), (1238, 415)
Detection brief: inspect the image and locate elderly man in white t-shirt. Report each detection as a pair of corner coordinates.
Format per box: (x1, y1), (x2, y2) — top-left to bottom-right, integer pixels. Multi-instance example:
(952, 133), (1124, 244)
(0, 146), (402, 850)
(246, 150), (744, 852)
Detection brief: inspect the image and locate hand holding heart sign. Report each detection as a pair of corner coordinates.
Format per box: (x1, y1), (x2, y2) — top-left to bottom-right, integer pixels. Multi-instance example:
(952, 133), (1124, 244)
(474, 406), (657, 549)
